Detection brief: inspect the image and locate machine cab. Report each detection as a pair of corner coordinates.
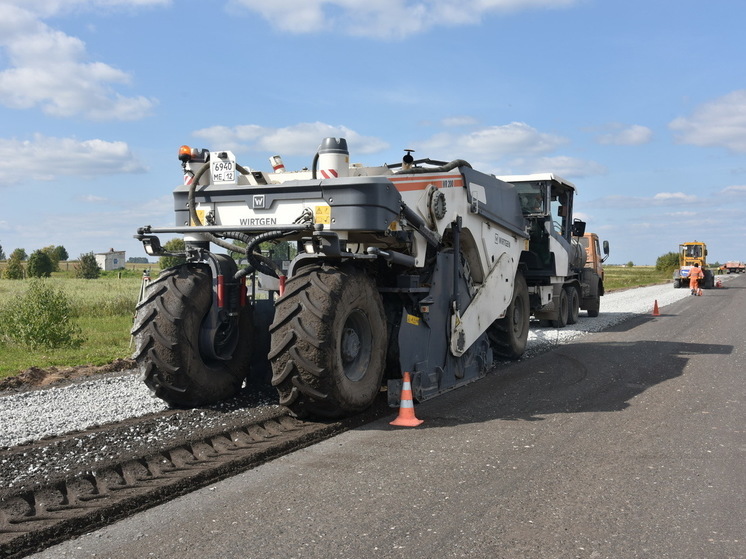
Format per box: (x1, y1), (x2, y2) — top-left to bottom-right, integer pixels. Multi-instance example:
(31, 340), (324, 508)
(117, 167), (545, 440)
(501, 173), (585, 275)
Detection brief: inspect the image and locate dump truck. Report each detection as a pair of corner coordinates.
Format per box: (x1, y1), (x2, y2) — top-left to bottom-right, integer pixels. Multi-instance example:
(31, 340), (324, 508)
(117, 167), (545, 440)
(673, 241), (715, 289)
(499, 174), (609, 326)
(578, 232), (609, 316)
(722, 261), (745, 274)
(132, 138), (533, 418)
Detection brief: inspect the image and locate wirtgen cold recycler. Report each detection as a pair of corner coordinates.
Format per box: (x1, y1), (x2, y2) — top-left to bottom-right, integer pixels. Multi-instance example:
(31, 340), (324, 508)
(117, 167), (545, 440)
(132, 138), (533, 418)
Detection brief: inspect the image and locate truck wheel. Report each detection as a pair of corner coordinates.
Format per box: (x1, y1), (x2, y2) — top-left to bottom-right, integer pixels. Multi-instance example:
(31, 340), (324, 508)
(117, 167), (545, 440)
(566, 286), (580, 325)
(269, 265), (387, 418)
(585, 296), (600, 317)
(585, 280), (601, 317)
(489, 271), (529, 360)
(551, 288), (569, 328)
(703, 270), (715, 289)
(132, 264), (252, 407)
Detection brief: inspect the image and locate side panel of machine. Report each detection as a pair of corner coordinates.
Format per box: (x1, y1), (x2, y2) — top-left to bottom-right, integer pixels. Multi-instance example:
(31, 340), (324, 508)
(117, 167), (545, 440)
(173, 177), (402, 232)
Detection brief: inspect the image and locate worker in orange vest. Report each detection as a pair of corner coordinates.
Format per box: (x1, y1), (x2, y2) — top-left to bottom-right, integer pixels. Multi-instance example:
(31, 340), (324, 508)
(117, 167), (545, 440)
(689, 263), (704, 296)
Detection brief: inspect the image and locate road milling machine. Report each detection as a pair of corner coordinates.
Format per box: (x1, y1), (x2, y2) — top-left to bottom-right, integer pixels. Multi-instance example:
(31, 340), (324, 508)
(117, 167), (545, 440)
(132, 138), (535, 418)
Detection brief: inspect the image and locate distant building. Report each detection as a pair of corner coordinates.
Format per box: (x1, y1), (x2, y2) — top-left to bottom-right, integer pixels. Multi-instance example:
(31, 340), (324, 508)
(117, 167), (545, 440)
(96, 249), (125, 271)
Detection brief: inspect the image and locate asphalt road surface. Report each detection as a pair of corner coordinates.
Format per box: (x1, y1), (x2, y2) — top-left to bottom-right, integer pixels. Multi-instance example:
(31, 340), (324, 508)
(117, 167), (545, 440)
(33, 277), (745, 559)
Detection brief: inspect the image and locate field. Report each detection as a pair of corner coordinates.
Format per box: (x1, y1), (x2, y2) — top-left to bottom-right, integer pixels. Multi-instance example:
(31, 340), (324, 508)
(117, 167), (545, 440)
(603, 265), (673, 291)
(0, 262), (692, 381)
(0, 262), (156, 380)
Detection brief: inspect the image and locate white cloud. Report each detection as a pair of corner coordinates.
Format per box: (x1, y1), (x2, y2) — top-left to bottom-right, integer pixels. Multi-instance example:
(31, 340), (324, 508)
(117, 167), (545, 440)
(421, 122), (568, 158)
(664, 211), (696, 217)
(669, 90), (746, 153)
(652, 192), (698, 203)
(596, 124), (653, 146)
(229, 0), (579, 39)
(193, 122), (389, 156)
(79, 194), (109, 203)
(719, 184), (746, 196)
(0, 2), (159, 120)
(192, 120), (607, 180)
(0, 135), (146, 186)
(529, 155), (607, 178)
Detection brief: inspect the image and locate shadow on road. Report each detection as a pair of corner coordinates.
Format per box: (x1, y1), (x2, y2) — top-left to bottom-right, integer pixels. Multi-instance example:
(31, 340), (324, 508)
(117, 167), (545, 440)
(372, 339), (732, 428)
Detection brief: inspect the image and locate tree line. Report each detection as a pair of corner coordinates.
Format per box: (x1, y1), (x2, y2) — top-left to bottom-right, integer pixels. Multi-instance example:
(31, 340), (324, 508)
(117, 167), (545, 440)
(0, 243), (103, 279)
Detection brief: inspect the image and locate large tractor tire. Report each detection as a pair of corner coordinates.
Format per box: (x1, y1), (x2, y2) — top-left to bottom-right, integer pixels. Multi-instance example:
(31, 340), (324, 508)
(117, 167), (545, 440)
(131, 264), (252, 407)
(269, 264), (387, 418)
(488, 271), (530, 360)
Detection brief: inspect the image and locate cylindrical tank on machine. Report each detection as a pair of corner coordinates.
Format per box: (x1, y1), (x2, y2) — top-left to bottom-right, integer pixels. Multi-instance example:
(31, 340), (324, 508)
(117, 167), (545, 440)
(570, 238), (587, 270)
(317, 137), (349, 178)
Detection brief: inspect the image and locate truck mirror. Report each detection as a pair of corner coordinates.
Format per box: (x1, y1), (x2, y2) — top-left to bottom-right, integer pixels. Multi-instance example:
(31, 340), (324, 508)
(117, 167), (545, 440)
(571, 218), (586, 237)
(602, 240), (610, 261)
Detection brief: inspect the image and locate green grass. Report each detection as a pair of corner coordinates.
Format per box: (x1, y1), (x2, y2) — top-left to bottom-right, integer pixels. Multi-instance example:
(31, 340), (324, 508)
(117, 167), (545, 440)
(0, 316), (134, 376)
(603, 265), (672, 291)
(603, 264), (719, 291)
(0, 267), (153, 380)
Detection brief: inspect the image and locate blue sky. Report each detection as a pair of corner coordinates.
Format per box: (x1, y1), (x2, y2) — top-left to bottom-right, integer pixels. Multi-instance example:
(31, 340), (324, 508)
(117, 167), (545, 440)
(1, 0), (744, 266)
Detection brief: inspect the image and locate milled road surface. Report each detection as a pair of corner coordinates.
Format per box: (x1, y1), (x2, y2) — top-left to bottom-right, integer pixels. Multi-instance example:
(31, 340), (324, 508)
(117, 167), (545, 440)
(32, 276), (745, 559)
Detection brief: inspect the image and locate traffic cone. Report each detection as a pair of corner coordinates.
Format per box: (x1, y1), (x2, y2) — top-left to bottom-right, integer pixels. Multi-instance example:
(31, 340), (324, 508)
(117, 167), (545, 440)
(652, 300), (660, 316)
(390, 372), (423, 427)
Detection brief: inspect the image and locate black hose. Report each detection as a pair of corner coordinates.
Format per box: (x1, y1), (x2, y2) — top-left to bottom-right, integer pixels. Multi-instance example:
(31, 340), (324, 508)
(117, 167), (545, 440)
(234, 230), (299, 280)
(311, 151), (320, 180)
(394, 159), (472, 174)
(187, 161), (253, 254)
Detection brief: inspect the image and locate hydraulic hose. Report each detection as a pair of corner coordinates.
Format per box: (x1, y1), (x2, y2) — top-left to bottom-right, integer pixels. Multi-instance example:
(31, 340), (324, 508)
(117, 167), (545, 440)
(187, 161), (253, 255)
(394, 159), (472, 174)
(311, 151), (320, 180)
(235, 229), (298, 280)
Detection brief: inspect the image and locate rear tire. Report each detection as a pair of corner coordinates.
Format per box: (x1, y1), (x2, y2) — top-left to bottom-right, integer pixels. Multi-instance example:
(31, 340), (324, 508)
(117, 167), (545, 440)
(269, 265), (387, 418)
(131, 264), (252, 407)
(550, 288), (569, 328)
(489, 271), (530, 360)
(566, 286), (580, 325)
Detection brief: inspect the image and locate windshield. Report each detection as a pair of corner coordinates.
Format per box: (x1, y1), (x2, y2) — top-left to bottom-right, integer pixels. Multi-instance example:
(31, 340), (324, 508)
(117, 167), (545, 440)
(516, 183), (545, 214)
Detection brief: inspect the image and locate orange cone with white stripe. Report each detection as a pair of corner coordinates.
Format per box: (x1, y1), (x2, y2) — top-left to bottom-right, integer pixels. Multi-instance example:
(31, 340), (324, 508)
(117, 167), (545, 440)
(390, 372), (423, 427)
(652, 300), (660, 316)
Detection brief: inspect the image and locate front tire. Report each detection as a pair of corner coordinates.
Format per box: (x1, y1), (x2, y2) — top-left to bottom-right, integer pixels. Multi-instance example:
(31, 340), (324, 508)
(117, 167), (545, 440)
(131, 264), (252, 407)
(269, 265), (387, 418)
(488, 271), (530, 360)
